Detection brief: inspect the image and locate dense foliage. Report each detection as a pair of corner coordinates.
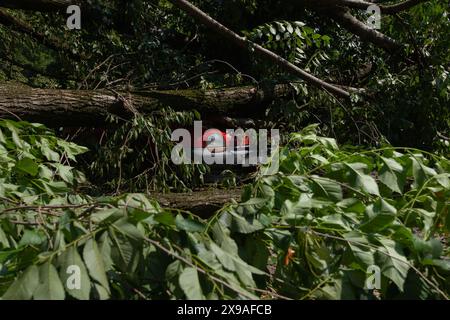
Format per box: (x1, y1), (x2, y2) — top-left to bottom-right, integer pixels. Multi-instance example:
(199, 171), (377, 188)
(0, 122), (448, 299)
(0, 0), (448, 300)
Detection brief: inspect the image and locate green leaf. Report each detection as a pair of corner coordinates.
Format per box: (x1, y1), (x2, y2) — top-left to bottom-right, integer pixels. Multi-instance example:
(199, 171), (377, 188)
(379, 157), (406, 194)
(317, 137), (339, 150)
(109, 228), (140, 273)
(113, 218), (143, 241)
(175, 215), (205, 233)
(345, 163), (380, 196)
(33, 262), (65, 300)
(422, 259), (450, 271)
(15, 158), (39, 176)
(309, 175), (343, 201)
(0, 227), (10, 248)
(93, 283), (110, 300)
(154, 212), (176, 226)
(320, 214), (352, 231)
(2, 265), (39, 300)
(377, 238), (410, 291)
(413, 237), (443, 259)
(58, 246), (91, 300)
(210, 242), (235, 271)
(269, 25), (276, 35)
(54, 164), (74, 184)
(408, 208), (435, 233)
(179, 267), (204, 300)
(435, 173), (450, 188)
(359, 199), (397, 232)
(19, 230), (47, 247)
(40, 140), (60, 162)
(210, 242), (264, 275)
(344, 231), (375, 267)
(337, 198), (366, 214)
(83, 239), (110, 294)
(97, 232), (113, 271)
(228, 211), (264, 234)
(410, 156), (437, 188)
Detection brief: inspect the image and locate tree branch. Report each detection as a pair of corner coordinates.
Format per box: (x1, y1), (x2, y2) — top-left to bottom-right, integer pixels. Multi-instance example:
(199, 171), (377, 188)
(168, 0), (350, 98)
(0, 83), (297, 126)
(326, 8), (402, 53)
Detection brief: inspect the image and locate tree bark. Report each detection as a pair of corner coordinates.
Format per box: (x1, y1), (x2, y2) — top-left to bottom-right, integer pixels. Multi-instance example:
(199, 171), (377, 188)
(327, 8), (402, 53)
(152, 188), (242, 217)
(0, 83), (295, 126)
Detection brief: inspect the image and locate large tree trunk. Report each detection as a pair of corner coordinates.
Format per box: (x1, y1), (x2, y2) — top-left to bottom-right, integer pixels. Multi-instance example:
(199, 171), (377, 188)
(152, 188), (242, 217)
(0, 83), (295, 126)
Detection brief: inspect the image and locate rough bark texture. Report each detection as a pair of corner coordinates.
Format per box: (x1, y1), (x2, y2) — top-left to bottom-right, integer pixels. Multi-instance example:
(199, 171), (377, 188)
(0, 83), (295, 126)
(152, 188), (242, 217)
(327, 8), (402, 53)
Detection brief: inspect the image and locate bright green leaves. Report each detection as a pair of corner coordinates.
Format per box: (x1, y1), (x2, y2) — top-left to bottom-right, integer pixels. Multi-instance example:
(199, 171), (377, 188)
(2, 261), (65, 301)
(58, 246), (91, 300)
(2, 240), (112, 300)
(0, 120), (88, 204)
(345, 163), (380, 196)
(175, 214), (205, 233)
(244, 20), (331, 66)
(379, 157), (406, 194)
(83, 239), (110, 296)
(53, 164), (75, 185)
(15, 158), (39, 177)
(1, 122), (449, 300)
(34, 262), (65, 300)
(410, 155), (437, 188)
(344, 233), (411, 292)
(240, 125), (450, 299)
(360, 199), (397, 233)
(179, 267), (204, 300)
(2, 265), (39, 300)
(377, 238), (410, 291)
(309, 176), (343, 201)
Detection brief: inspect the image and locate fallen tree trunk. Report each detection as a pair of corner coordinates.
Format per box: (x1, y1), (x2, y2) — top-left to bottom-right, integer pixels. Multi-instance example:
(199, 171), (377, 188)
(152, 188), (242, 217)
(0, 83), (295, 126)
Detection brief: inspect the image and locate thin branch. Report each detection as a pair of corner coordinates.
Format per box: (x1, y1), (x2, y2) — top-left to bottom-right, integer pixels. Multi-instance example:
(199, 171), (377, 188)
(326, 8), (402, 53)
(168, 0), (351, 98)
